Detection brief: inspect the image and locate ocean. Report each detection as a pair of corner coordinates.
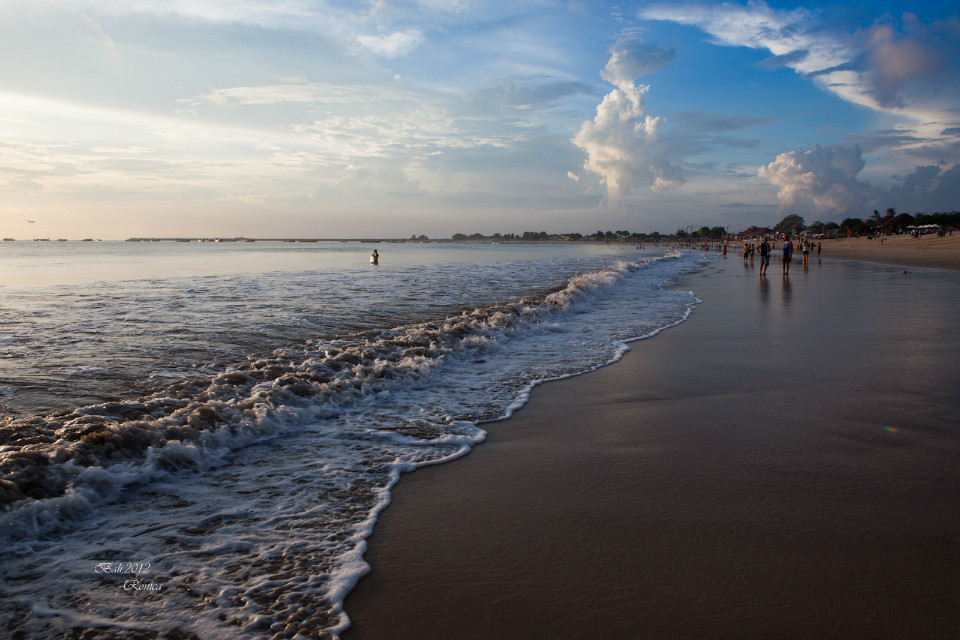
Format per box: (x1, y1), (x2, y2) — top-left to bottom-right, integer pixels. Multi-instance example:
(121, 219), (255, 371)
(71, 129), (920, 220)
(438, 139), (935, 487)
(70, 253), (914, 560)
(0, 240), (710, 639)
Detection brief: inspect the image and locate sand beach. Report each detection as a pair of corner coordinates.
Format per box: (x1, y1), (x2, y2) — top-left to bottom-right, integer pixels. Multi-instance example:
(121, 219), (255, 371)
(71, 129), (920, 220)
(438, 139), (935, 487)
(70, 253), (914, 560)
(344, 248), (960, 639)
(792, 233), (960, 270)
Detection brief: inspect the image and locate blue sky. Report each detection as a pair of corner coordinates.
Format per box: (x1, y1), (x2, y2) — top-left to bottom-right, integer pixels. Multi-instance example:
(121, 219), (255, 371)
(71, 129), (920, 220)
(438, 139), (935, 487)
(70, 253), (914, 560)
(1, 1), (958, 239)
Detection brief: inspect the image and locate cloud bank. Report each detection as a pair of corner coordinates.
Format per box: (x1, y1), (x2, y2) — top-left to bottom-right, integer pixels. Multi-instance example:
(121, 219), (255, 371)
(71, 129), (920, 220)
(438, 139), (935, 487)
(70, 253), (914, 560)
(573, 38), (684, 201)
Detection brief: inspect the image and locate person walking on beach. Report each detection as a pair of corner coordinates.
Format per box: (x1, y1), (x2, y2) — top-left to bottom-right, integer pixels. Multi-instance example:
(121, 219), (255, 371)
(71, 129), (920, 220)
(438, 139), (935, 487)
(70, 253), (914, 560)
(782, 234), (794, 275)
(802, 240), (810, 265)
(758, 237), (770, 277)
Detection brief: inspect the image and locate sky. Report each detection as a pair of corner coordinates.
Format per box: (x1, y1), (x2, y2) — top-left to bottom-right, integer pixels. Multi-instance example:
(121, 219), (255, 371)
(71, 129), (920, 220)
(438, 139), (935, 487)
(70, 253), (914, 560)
(1, 0), (959, 239)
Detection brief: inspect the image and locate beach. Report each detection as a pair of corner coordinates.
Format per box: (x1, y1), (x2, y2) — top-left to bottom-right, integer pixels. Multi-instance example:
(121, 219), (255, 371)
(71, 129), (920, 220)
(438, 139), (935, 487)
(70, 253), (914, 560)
(344, 251), (960, 639)
(787, 234), (960, 270)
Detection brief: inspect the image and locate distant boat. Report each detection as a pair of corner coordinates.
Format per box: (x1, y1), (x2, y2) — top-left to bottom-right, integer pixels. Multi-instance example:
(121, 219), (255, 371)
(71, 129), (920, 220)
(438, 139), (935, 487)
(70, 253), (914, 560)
(57, 238), (68, 242)
(82, 239), (94, 242)
(27, 219), (36, 224)
(2, 237), (15, 242)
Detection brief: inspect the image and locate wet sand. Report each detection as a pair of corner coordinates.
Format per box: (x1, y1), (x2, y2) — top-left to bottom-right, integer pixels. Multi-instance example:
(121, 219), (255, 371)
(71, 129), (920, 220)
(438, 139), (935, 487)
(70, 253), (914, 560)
(343, 256), (960, 639)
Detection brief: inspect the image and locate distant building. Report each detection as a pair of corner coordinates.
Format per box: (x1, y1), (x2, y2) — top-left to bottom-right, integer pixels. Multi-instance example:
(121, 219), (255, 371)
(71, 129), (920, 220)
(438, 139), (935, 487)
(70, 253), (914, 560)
(738, 226), (771, 239)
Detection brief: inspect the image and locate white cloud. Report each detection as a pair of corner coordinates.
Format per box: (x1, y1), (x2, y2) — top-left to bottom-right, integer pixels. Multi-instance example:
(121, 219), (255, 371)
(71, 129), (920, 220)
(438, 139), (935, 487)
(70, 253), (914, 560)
(197, 83), (379, 107)
(600, 37), (676, 89)
(356, 29), (425, 58)
(640, 2), (960, 142)
(758, 144), (870, 215)
(639, 2), (849, 74)
(573, 39), (683, 201)
(9, 0), (427, 61)
(758, 143), (960, 216)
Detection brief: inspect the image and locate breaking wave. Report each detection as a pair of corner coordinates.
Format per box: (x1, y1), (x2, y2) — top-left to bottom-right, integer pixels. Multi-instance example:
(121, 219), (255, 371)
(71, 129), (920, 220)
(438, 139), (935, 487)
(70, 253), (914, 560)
(0, 247), (707, 639)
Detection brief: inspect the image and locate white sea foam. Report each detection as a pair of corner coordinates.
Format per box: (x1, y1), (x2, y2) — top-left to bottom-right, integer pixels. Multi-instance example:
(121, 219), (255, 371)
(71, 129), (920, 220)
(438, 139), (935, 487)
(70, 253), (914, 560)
(0, 243), (710, 639)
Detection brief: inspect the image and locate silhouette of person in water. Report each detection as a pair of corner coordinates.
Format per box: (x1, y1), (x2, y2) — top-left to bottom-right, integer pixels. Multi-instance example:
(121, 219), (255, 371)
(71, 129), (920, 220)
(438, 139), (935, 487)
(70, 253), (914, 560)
(371, 249), (379, 265)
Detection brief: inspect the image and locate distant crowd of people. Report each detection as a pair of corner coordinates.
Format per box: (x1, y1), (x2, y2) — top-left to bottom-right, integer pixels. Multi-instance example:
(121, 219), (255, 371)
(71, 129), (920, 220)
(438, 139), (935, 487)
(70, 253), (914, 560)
(730, 235), (820, 277)
(676, 236), (822, 278)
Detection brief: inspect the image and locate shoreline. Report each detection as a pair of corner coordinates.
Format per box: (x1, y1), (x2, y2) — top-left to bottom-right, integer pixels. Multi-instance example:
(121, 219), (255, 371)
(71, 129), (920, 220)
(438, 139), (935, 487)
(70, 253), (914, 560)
(343, 256), (960, 639)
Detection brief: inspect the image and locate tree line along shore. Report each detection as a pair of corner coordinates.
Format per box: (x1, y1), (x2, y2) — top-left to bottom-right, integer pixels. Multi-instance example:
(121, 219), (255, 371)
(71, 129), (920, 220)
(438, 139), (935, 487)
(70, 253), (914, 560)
(452, 210), (959, 244)
(9, 209), (957, 245)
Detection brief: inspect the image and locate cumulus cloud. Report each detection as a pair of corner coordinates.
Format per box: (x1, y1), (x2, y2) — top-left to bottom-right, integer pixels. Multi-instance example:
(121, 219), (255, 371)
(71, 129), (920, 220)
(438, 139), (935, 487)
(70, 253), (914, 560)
(758, 144), (869, 215)
(573, 38), (683, 201)
(600, 37), (676, 88)
(758, 144), (960, 216)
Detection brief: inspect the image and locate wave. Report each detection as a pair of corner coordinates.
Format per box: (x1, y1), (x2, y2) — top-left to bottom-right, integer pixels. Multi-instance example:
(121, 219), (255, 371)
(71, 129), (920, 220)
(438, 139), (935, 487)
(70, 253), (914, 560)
(0, 253), (694, 548)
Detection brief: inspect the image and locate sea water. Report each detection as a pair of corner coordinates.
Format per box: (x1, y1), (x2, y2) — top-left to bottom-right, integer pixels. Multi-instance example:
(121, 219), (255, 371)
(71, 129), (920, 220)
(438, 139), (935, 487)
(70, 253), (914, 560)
(0, 240), (709, 638)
